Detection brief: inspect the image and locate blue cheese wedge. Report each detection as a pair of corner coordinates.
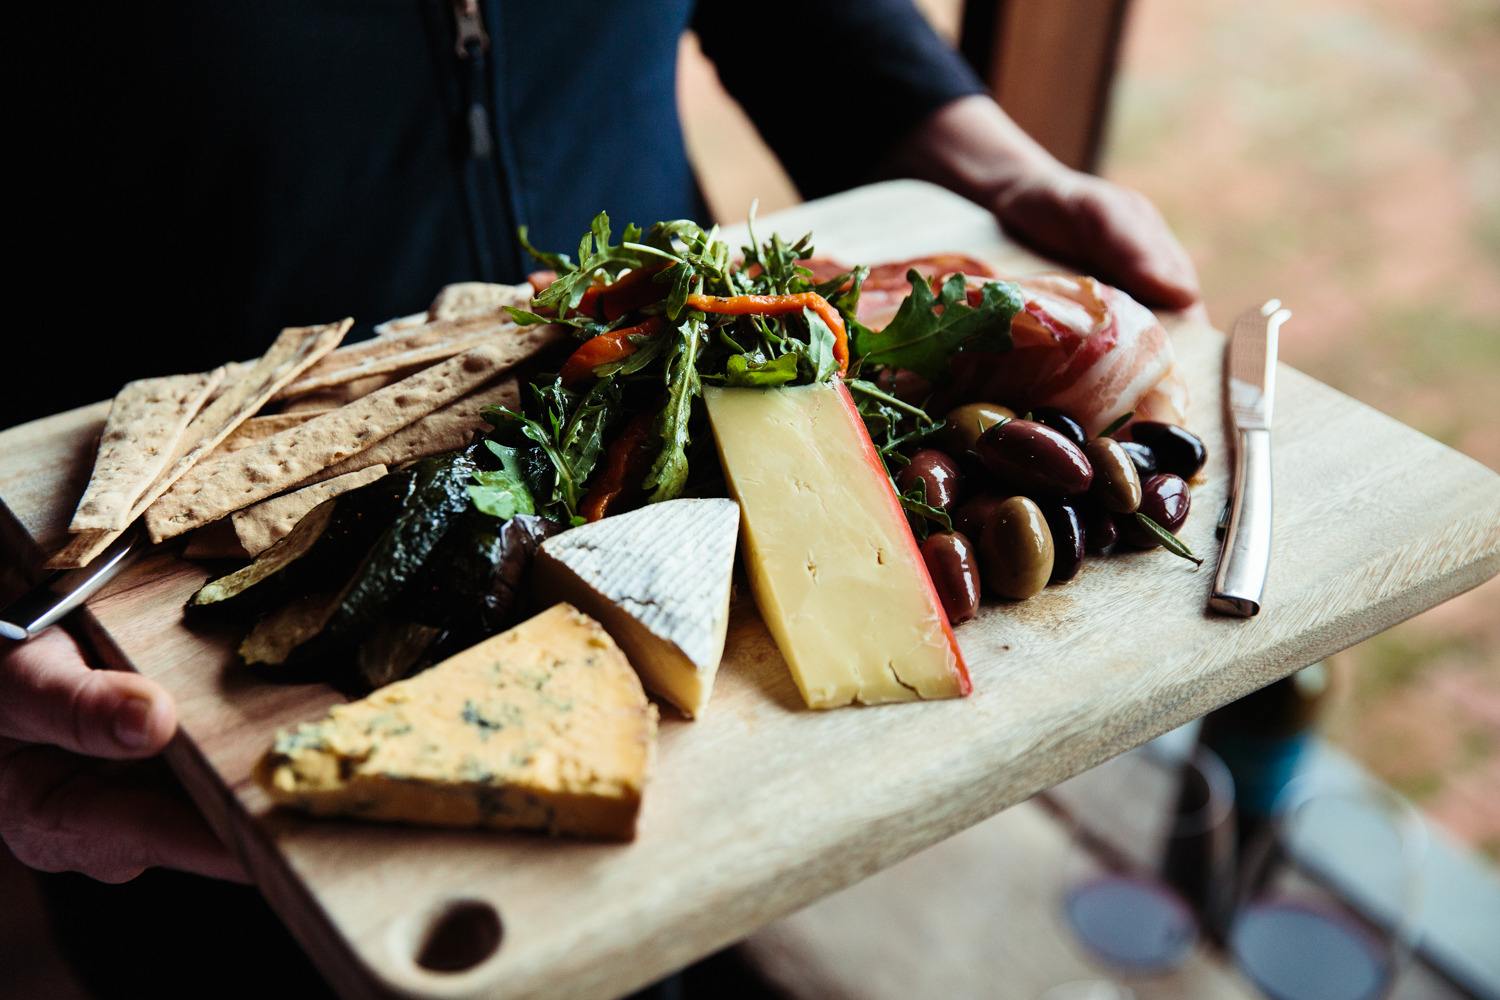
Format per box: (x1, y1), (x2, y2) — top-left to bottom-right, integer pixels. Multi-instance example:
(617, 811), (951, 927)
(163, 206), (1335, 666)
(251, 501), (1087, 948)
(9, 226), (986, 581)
(533, 498), (739, 719)
(255, 603), (657, 840)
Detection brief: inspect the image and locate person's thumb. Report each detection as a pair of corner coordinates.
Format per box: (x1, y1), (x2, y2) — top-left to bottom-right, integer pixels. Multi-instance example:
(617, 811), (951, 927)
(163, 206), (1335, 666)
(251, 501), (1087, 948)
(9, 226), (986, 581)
(0, 627), (176, 759)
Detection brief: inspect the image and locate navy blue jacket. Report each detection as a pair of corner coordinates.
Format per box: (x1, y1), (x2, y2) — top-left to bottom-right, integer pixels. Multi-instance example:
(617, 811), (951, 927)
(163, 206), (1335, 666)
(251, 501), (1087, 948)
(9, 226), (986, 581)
(7, 0), (980, 427)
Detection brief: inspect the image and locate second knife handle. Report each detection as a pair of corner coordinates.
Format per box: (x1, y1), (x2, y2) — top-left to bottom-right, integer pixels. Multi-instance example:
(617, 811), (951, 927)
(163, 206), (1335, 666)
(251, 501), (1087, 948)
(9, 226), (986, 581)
(1211, 427), (1273, 617)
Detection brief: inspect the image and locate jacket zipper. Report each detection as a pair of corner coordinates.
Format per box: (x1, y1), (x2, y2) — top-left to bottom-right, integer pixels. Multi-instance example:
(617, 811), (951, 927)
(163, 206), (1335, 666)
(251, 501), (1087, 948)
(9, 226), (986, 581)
(453, 0), (493, 160)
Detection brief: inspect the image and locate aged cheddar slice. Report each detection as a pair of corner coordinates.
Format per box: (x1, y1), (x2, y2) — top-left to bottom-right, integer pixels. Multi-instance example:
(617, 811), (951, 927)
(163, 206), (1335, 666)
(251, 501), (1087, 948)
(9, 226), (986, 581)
(255, 603), (657, 840)
(703, 381), (970, 709)
(533, 498), (739, 718)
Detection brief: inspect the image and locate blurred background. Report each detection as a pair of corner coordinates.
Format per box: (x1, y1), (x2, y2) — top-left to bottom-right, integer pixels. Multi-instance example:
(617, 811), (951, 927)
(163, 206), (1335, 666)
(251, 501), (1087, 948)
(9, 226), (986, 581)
(680, 0), (1499, 865)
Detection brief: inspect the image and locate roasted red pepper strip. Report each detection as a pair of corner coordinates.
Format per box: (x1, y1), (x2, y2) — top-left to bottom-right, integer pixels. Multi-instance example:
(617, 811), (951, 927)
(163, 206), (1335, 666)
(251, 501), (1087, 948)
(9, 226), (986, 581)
(580, 410), (657, 522)
(684, 292), (849, 375)
(598, 262), (670, 320)
(558, 316), (664, 387)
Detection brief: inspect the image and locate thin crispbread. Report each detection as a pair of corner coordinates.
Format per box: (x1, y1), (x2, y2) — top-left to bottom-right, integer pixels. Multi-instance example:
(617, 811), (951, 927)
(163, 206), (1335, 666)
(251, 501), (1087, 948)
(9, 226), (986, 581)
(230, 465), (388, 556)
(69, 369), (224, 532)
(271, 314), (535, 400)
(144, 343), (513, 543)
(210, 411), (332, 458)
(279, 367), (422, 413)
(427, 281), (530, 322)
(303, 376), (520, 485)
(46, 320), (350, 569)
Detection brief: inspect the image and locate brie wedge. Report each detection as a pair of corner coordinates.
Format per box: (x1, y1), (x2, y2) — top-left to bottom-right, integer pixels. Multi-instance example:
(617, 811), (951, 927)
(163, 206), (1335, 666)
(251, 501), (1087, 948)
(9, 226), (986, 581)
(533, 498), (739, 718)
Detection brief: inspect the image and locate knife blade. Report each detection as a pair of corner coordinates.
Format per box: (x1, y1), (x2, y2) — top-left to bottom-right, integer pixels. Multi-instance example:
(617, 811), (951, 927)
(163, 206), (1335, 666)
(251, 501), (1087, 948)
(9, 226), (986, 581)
(1210, 300), (1290, 617)
(0, 525), (143, 640)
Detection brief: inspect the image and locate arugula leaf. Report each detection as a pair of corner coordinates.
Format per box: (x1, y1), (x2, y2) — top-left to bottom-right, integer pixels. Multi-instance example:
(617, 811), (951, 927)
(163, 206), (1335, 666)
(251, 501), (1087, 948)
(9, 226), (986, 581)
(531, 212), (646, 313)
(724, 352), (798, 387)
(795, 306), (837, 383)
(844, 378), (943, 480)
(898, 479), (953, 540)
(853, 272), (1024, 381)
(503, 306), (552, 327)
(479, 377), (620, 520)
(468, 441), (535, 518)
(518, 225), (574, 273)
(642, 314), (704, 502)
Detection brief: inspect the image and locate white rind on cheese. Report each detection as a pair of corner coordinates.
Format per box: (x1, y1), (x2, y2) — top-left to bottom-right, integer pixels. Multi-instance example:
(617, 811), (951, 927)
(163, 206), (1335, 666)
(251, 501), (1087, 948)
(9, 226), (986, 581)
(534, 498), (739, 718)
(704, 382), (970, 709)
(255, 603), (657, 840)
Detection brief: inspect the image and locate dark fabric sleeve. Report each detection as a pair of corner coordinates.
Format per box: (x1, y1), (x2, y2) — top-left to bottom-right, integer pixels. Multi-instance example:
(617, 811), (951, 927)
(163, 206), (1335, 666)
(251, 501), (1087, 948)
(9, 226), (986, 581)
(692, 0), (986, 200)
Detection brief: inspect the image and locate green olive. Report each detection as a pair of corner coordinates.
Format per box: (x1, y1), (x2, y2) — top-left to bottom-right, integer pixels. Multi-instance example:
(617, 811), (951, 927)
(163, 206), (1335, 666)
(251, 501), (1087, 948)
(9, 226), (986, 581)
(1085, 437), (1142, 513)
(941, 402), (1017, 456)
(979, 496), (1054, 600)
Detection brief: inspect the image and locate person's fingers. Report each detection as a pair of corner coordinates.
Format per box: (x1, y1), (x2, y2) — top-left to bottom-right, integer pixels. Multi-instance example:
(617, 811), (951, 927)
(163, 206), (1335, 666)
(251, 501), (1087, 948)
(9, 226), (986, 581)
(0, 739), (248, 883)
(995, 170), (1202, 311)
(0, 627), (177, 759)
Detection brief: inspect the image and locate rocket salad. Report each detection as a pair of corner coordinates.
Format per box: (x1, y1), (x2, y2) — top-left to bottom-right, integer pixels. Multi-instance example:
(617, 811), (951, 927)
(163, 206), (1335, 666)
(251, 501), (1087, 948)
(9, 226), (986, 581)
(485, 211), (1025, 529)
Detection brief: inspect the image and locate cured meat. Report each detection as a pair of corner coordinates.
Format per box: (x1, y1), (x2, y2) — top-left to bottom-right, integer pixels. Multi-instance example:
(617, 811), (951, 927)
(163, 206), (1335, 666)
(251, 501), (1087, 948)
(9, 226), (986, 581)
(845, 255), (1184, 437)
(945, 273), (1180, 437)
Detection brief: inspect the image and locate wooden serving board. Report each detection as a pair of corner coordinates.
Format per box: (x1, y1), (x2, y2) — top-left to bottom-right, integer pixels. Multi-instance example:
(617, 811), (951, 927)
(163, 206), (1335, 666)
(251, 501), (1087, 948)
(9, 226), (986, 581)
(3, 181), (1498, 1000)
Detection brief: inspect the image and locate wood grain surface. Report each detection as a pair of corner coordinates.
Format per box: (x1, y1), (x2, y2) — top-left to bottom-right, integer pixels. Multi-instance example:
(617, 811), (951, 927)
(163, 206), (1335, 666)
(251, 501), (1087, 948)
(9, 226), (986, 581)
(2, 181), (1497, 1000)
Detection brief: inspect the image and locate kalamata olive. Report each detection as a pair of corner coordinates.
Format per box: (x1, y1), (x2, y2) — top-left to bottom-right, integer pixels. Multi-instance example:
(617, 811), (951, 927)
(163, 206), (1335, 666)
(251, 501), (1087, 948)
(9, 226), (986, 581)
(1030, 406), (1088, 449)
(976, 420), (1093, 498)
(1119, 473), (1192, 547)
(954, 490), (1012, 540)
(896, 449), (964, 513)
(1036, 498), (1085, 583)
(941, 402), (1017, 456)
(921, 531), (982, 625)
(875, 367), (935, 406)
(1077, 495), (1118, 552)
(979, 497), (1055, 600)
(1129, 422), (1207, 480)
(1084, 438), (1142, 513)
(1118, 440), (1158, 479)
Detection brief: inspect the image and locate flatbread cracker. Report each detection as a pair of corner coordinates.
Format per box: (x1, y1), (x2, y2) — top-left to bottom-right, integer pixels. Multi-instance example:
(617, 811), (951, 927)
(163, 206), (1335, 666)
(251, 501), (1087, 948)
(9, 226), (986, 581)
(305, 376), (520, 485)
(46, 320), (350, 569)
(210, 411), (332, 457)
(231, 465), (388, 556)
(427, 281), (530, 322)
(272, 319), (555, 400)
(145, 343), (513, 542)
(69, 370), (223, 532)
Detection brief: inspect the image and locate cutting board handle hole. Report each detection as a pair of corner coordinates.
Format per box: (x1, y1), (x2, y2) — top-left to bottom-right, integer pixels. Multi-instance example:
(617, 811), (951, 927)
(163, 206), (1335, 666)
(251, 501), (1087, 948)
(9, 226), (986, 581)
(415, 899), (503, 972)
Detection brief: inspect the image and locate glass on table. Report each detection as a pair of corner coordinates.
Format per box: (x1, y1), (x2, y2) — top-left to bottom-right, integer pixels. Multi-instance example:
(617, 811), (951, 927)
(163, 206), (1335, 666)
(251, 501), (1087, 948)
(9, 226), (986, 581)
(1058, 745), (1237, 974)
(1229, 778), (1427, 1000)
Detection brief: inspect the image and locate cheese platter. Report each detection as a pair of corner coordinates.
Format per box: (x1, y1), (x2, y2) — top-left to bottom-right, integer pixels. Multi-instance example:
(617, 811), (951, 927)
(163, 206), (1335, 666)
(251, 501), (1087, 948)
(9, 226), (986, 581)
(1, 180), (1498, 1000)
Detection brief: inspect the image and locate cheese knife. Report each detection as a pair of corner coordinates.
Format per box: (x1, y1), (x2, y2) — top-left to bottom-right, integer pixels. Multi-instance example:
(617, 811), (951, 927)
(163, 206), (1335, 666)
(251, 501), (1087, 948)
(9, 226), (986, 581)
(1210, 300), (1290, 617)
(0, 525), (142, 640)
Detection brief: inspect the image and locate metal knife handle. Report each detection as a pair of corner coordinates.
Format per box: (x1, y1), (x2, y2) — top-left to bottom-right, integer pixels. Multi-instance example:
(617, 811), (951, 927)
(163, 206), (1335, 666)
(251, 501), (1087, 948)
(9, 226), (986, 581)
(1211, 427), (1272, 617)
(0, 529), (140, 641)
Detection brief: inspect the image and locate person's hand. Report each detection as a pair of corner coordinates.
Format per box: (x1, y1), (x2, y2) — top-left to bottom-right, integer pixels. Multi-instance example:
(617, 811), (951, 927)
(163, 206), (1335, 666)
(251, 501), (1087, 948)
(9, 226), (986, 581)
(885, 94), (1203, 313)
(0, 627), (246, 883)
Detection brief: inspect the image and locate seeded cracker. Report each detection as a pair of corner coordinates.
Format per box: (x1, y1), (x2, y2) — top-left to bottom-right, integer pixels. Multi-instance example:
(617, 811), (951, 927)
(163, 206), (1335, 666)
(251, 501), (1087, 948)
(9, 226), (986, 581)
(273, 316), (557, 401)
(69, 370), (224, 532)
(145, 344), (511, 542)
(46, 320), (350, 569)
(303, 376), (521, 486)
(230, 465), (388, 556)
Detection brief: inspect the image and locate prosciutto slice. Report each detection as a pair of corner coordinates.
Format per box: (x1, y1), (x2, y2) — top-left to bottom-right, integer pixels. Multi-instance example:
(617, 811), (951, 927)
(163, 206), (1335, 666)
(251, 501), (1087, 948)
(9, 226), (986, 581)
(845, 256), (1186, 436)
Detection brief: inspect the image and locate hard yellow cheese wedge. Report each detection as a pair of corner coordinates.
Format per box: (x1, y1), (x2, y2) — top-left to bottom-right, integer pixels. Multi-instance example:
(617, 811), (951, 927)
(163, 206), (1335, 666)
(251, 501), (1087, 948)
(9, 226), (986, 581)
(704, 381), (970, 709)
(255, 603), (658, 840)
(534, 498), (739, 719)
